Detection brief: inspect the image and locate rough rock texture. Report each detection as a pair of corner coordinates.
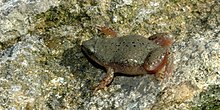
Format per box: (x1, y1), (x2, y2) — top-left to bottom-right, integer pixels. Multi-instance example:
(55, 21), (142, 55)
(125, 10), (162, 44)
(0, 0), (220, 109)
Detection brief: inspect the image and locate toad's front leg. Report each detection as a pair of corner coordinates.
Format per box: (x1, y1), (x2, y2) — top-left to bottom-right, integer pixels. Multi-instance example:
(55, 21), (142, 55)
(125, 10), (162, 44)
(93, 68), (115, 93)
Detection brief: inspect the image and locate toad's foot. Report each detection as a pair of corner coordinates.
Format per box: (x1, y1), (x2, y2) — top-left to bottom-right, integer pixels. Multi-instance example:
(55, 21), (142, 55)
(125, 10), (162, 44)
(93, 68), (114, 93)
(97, 26), (117, 37)
(148, 33), (173, 47)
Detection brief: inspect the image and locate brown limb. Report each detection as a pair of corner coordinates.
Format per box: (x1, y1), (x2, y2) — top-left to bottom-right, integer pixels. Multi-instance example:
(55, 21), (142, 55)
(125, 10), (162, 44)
(93, 68), (114, 93)
(97, 26), (117, 37)
(148, 33), (173, 47)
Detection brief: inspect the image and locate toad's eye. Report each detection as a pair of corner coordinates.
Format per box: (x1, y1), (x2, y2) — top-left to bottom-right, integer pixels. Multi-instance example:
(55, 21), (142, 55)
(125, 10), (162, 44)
(88, 46), (95, 53)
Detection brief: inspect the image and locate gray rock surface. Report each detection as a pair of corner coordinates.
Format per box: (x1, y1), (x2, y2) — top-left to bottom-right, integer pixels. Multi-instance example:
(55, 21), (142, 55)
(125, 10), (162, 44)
(0, 0), (220, 109)
(0, 0), (60, 43)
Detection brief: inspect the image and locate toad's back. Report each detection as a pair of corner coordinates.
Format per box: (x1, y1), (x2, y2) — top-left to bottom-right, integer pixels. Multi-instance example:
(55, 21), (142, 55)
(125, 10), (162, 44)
(94, 35), (161, 66)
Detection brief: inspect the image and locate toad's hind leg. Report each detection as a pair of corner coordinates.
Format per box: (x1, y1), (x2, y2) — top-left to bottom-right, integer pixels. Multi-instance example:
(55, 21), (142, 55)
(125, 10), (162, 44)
(145, 33), (173, 80)
(143, 48), (168, 75)
(93, 68), (114, 93)
(143, 48), (173, 80)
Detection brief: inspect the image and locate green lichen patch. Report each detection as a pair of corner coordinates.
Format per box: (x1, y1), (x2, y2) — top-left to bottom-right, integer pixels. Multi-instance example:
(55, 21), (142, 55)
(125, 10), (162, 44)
(192, 85), (220, 110)
(35, 7), (76, 34)
(0, 36), (21, 51)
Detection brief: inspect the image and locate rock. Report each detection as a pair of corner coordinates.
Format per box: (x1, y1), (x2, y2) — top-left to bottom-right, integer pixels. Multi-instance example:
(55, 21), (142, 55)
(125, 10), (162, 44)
(0, 0), (220, 109)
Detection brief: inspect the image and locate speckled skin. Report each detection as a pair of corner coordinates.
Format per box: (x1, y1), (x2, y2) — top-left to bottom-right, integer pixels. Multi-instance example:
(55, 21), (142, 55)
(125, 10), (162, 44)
(81, 34), (172, 92)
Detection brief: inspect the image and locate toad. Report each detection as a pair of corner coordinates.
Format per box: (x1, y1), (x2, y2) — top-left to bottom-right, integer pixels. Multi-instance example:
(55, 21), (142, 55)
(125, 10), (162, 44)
(81, 28), (173, 92)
